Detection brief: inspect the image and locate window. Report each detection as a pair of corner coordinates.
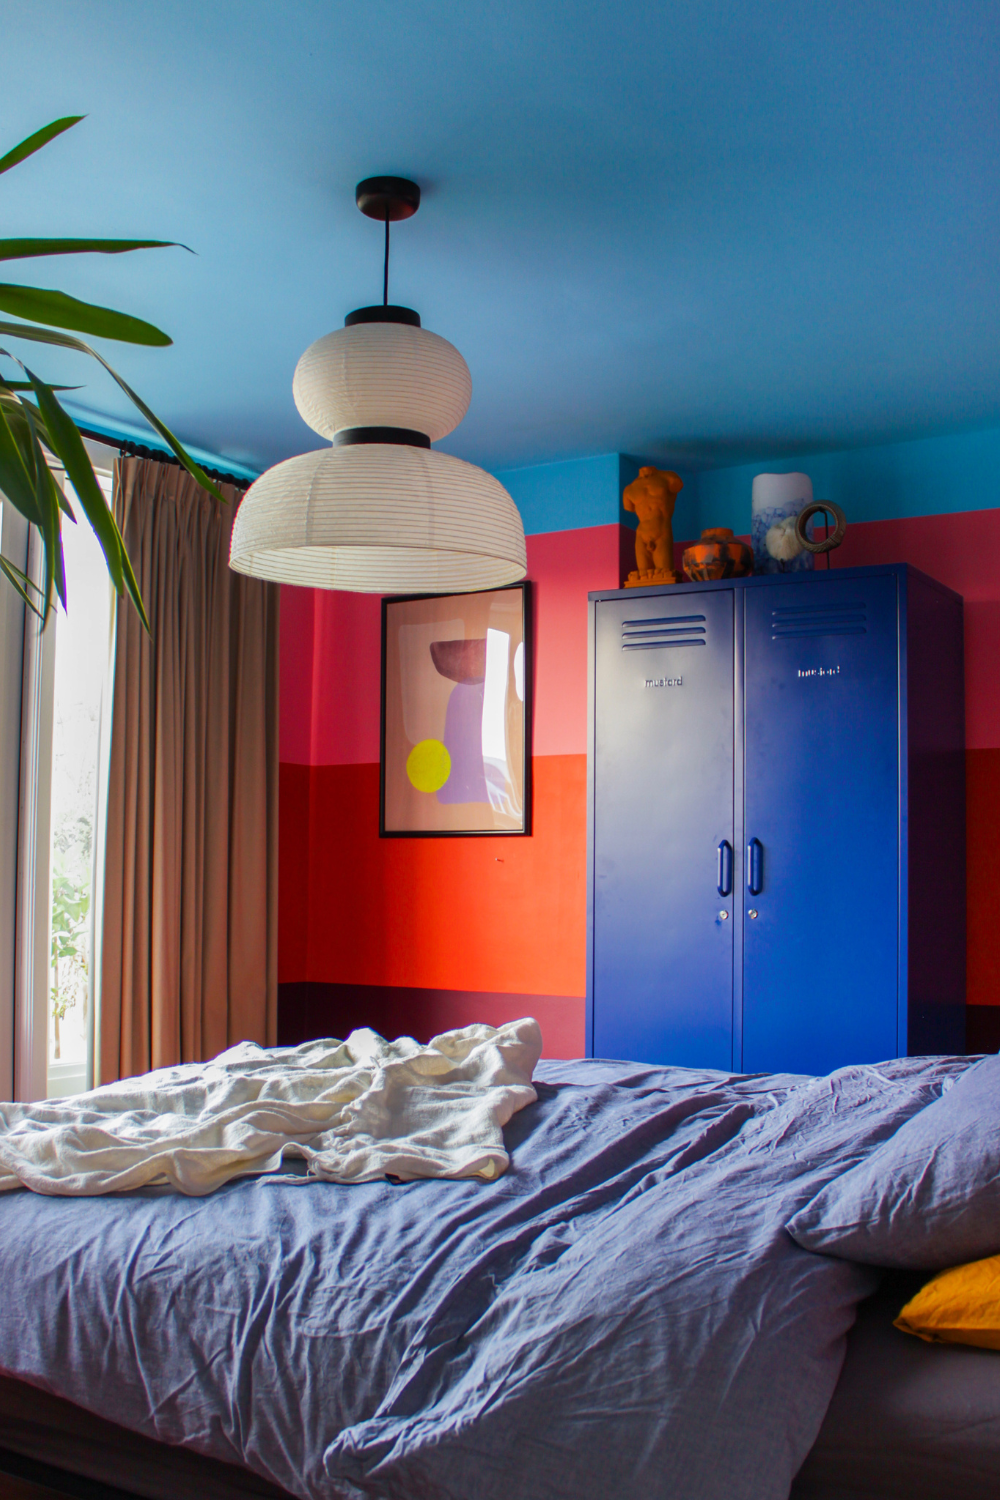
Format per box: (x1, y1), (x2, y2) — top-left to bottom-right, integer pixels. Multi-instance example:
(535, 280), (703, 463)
(0, 497), (28, 1103)
(46, 463), (114, 1098)
(1, 440), (116, 1101)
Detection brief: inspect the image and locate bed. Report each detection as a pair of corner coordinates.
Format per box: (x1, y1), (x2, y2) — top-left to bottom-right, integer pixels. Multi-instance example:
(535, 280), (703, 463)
(1, 1051), (998, 1500)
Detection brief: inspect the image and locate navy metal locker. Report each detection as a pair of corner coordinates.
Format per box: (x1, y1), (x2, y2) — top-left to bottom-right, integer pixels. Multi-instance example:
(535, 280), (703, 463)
(591, 590), (735, 1069)
(587, 564), (965, 1076)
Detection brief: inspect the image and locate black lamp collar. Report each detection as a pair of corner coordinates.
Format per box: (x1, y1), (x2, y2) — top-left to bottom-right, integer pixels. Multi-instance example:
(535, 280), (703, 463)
(334, 426), (430, 449)
(345, 305), (421, 328)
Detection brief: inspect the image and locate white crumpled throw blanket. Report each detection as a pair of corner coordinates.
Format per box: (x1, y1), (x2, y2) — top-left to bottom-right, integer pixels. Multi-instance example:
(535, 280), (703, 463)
(0, 1019), (542, 1197)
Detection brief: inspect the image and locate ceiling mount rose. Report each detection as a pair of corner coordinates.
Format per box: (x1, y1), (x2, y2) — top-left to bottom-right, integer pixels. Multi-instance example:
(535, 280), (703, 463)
(355, 176), (421, 222)
(228, 172), (526, 595)
(354, 177), (421, 315)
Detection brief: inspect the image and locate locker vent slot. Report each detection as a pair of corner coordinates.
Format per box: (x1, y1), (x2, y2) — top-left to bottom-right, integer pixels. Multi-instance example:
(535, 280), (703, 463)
(771, 601), (866, 640)
(622, 614), (706, 650)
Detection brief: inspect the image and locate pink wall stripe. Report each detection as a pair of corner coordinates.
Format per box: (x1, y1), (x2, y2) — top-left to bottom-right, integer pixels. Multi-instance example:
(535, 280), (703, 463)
(829, 509), (1000, 750)
(279, 522), (624, 766)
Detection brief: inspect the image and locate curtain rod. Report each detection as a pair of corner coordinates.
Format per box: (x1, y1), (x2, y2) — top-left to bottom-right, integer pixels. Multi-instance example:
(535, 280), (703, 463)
(77, 427), (252, 491)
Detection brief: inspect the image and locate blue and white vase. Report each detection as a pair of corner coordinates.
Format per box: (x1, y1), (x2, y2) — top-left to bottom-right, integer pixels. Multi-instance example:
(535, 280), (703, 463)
(751, 473), (815, 574)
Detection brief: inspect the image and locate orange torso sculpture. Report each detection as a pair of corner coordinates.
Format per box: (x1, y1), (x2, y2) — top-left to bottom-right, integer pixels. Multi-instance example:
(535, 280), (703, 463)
(623, 466), (683, 586)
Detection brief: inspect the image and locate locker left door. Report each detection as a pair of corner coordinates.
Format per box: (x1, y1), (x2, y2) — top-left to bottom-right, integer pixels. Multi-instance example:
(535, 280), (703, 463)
(591, 589), (735, 1068)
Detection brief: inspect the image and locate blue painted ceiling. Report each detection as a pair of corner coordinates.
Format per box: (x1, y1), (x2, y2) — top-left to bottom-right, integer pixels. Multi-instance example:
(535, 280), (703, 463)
(4, 0), (998, 476)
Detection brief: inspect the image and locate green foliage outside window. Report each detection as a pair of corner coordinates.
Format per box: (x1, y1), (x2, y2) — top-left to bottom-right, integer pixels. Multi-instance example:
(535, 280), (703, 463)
(50, 858), (90, 1060)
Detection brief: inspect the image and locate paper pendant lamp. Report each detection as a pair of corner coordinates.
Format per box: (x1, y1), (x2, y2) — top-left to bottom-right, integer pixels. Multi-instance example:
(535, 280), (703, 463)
(230, 177), (526, 594)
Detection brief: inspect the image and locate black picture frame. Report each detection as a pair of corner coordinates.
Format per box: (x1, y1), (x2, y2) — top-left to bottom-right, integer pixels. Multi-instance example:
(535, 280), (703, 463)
(380, 581), (532, 837)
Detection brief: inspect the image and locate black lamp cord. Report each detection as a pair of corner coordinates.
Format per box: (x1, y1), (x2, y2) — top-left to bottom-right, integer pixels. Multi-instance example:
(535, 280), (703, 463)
(383, 212), (390, 306)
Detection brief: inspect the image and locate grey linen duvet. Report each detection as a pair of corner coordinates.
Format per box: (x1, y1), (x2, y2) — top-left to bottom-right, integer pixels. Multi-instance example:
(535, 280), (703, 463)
(0, 1053), (975, 1500)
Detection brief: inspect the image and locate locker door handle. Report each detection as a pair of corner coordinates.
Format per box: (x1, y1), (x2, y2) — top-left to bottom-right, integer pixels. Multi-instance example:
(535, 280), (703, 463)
(717, 841), (733, 897)
(747, 838), (763, 896)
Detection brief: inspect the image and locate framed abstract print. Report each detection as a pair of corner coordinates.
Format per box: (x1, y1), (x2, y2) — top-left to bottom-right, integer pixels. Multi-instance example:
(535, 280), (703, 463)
(380, 583), (531, 836)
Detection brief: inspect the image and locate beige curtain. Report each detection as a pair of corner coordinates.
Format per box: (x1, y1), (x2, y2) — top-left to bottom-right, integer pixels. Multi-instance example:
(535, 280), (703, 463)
(99, 457), (279, 1084)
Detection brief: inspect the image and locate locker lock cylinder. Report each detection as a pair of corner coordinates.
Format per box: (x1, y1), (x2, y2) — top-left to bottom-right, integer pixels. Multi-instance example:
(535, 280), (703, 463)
(718, 910), (729, 921)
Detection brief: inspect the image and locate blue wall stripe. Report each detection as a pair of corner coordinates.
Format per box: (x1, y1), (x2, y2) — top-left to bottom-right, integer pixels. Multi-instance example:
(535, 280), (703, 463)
(493, 425), (1000, 542)
(694, 425), (1000, 538)
(494, 452), (700, 538)
(492, 453), (622, 535)
(83, 419), (997, 543)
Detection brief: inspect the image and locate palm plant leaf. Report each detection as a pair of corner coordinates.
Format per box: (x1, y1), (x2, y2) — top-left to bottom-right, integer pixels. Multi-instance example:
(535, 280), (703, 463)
(1, 364), (143, 624)
(0, 238), (189, 261)
(0, 387), (77, 528)
(0, 117), (84, 175)
(0, 286), (172, 345)
(26, 365), (149, 629)
(0, 399), (45, 524)
(1, 378), (80, 390)
(0, 320), (224, 500)
(17, 402), (66, 614)
(0, 552), (43, 611)
(0, 113), (225, 629)
(1, 379), (77, 519)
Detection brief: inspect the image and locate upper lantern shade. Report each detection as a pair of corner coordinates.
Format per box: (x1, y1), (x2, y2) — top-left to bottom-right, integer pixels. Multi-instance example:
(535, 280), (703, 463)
(292, 321), (473, 441)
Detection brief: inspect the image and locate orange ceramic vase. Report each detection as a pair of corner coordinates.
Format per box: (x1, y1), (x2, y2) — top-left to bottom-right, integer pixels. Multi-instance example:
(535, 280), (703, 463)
(682, 527), (753, 581)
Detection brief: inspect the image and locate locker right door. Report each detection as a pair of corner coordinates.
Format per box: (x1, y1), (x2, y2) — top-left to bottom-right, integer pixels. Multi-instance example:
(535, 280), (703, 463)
(741, 576), (900, 1075)
(591, 589), (735, 1069)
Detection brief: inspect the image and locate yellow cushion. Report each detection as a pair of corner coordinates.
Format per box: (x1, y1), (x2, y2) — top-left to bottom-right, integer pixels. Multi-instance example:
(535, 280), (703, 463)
(896, 1255), (1000, 1350)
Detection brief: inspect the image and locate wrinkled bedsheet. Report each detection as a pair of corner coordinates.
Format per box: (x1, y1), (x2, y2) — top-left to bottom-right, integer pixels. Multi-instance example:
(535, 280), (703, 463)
(0, 1053), (975, 1500)
(0, 1023), (541, 1195)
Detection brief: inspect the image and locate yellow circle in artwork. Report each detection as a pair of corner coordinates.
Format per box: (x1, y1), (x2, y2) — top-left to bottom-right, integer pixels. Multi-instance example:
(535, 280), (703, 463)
(406, 738), (451, 793)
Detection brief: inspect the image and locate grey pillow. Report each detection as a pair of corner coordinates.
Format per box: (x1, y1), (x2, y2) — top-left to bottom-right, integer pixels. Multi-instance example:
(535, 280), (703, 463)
(787, 1055), (1000, 1270)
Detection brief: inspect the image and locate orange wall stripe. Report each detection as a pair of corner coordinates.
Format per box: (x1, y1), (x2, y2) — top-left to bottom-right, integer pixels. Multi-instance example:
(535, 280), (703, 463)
(277, 762), (311, 985)
(299, 754), (587, 997)
(280, 750), (1000, 1010)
